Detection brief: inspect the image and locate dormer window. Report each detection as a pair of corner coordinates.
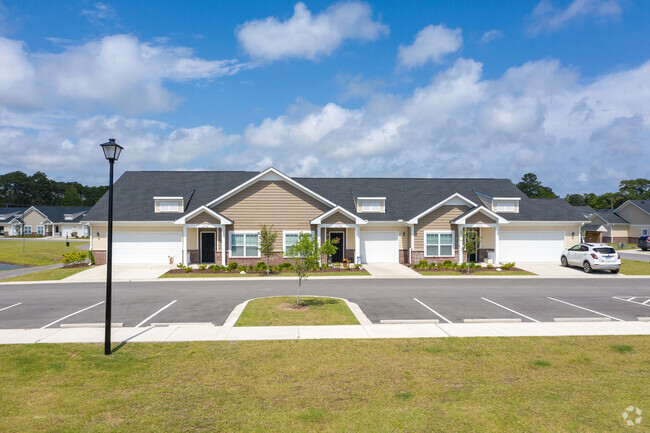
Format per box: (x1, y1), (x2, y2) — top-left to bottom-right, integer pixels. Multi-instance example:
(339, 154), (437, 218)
(154, 197), (184, 213)
(492, 198), (520, 213)
(64, 214), (73, 221)
(357, 197), (385, 213)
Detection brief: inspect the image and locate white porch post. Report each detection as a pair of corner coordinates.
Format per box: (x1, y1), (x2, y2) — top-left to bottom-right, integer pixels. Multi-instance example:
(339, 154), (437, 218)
(354, 225), (360, 263)
(317, 224), (322, 264)
(494, 226), (500, 265)
(221, 226), (227, 266)
(409, 224), (415, 264)
(182, 225), (187, 265)
(457, 225), (464, 264)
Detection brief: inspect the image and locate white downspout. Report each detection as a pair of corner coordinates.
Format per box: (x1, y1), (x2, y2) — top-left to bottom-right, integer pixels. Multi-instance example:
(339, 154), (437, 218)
(182, 225), (187, 265)
(317, 224), (322, 265)
(221, 226), (227, 266)
(494, 226), (500, 265)
(458, 225), (464, 265)
(355, 225), (361, 264)
(408, 223), (415, 264)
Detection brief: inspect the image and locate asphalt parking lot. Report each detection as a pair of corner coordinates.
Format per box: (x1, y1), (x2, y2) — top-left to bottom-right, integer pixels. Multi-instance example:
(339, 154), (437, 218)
(0, 278), (648, 329)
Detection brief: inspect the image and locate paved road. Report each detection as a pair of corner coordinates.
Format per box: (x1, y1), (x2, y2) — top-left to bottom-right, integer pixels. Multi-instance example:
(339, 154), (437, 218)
(619, 249), (650, 262)
(0, 278), (649, 329)
(0, 263), (63, 281)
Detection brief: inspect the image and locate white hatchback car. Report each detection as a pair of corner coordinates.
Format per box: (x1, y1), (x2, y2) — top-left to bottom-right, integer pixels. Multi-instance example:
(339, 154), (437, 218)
(560, 243), (621, 273)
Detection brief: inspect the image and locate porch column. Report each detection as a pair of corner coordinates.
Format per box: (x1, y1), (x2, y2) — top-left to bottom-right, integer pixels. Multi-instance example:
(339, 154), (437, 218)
(182, 225), (187, 265)
(457, 225), (464, 264)
(408, 224), (415, 264)
(494, 226), (500, 265)
(355, 225), (360, 263)
(316, 224), (322, 264)
(221, 226), (227, 266)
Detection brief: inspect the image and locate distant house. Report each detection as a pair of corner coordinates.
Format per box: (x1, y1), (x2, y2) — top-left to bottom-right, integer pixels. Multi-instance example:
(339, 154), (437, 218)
(83, 167), (587, 266)
(0, 206), (91, 238)
(578, 200), (650, 243)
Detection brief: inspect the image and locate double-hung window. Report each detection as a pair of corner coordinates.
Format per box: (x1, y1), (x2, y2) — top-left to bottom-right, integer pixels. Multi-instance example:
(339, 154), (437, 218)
(37, 225), (44, 235)
(230, 232), (259, 258)
(284, 232), (300, 256)
(24, 225), (32, 235)
(425, 231), (454, 257)
(643, 228), (648, 236)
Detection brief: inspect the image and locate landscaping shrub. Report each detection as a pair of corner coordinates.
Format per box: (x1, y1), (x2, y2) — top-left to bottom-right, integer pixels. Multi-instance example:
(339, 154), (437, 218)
(248, 265), (254, 271)
(443, 260), (453, 269)
(227, 262), (238, 271)
(501, 262), (516, 270)
(255, 261), (267, 271)
(61, 251), (87, 265)
(486, 264), (494, 269)
(321, 263), (329, 270)
(208, 264), (220, 272)
(183, 266), (193, 273)
(437, 262), (444, 269)
(419, 259), (428, 266)
(88, 250), (95, 265)
(198, 264), (208, 271)
(237, 265), (247, 272)
(177, 263), (184, 269)
(278, 262), (292, 270)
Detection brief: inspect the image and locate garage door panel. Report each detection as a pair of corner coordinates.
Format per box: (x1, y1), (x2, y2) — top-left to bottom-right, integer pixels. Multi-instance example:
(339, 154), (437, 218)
(499, 230), (564, 262)
(360, 231), (398, 263)
(113, 231), (182, 264)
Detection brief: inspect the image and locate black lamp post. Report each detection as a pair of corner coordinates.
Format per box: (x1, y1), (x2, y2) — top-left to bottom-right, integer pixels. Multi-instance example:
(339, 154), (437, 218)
(100, 138), (123, 355)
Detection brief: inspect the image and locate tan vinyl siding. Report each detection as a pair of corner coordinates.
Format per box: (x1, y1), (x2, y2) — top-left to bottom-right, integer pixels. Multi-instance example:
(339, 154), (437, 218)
(629, 225), (649, 237)
(612, 225), (629, 238)
(590, 214), (608, 225)
(480, 227), (495, 249)
(414, 205), (470, 250)
(346, 227), (355, 249)
(91, 225), (180, 251)
(187, 212), (220, 225)
(466, 213), (497, 225)
(23, 209), (46, 231)
(187, 227), (198, 249)
(616, 204), (650, 224)
(214, 180), (331, 251)
(322, 212), (355, 225)
(360, 225), (409, 249)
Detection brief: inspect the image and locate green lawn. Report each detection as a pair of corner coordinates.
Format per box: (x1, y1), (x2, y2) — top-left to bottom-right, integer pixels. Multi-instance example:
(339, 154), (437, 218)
(620, 259), (650, 275)
(0, 266), (91, 282)
(0, 239), (88, 266)
(159, 270), (370, 278)
(0, 337), (648, 432)
(235, 296), (359, 326)
(608, 243), (638, 250)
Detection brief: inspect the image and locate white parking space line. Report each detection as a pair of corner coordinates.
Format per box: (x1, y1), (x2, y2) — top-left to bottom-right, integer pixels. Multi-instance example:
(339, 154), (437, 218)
(481, 298), (540, 323)
(135, 300), (178, 328)
(547, 297), (624, 322)
(0, 302), (22, 312)
(612, 296), (650, 308)
(412, 298), (452, 324)
(40, 301), (105, 329)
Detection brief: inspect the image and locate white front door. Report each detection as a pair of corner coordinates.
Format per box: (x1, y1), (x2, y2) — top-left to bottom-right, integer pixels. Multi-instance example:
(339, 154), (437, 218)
(360, 231), (399, 263)
(112, 231), (182, 264)
(499, 230), (565, 262)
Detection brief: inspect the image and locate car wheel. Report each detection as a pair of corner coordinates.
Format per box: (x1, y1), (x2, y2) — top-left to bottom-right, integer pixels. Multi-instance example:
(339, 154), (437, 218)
(561, 256), (568, 267)
(583, 261), (592, 273)
(610, 269), (620, 274)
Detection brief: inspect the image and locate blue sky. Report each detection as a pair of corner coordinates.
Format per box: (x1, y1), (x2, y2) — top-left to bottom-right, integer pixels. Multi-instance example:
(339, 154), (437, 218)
(1, 0), (648, 194)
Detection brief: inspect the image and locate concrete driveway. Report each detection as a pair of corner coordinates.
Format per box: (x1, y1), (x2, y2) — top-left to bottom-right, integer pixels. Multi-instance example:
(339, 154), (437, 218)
(363, 263), (423, 278)
(64, 264), (173, 282)
(516, 262), (624, 278)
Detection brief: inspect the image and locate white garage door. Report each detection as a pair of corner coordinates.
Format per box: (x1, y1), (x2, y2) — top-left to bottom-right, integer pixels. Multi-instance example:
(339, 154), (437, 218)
(113, 231), (182, 264)
(499, 231), (565, 262)
(360, 231), (399, 263)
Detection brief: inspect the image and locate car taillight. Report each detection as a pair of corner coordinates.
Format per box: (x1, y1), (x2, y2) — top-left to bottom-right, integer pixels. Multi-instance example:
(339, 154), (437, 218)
(617, 253), (620, 259)
(590, 253), (598, 259)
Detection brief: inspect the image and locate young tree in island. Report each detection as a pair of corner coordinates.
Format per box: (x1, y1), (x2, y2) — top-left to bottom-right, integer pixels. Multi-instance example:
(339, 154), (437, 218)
(287, 233), (337, 304)
(461, 229), (482, 274)
(259, 224), (278, 275)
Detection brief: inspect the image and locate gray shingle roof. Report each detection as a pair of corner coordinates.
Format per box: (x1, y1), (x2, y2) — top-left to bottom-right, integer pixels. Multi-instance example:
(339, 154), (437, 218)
(573, 205), (596, 217)
(629, 199), (650, 214)
(83, 171), (588, 223)
(0, 206), (90, 223)
(593, 209), (629, 224)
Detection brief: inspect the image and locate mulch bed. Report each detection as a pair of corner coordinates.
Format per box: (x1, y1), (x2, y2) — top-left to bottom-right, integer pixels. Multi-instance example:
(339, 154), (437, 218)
(412, 266), (526, 274)
(164, 267), (365, 276)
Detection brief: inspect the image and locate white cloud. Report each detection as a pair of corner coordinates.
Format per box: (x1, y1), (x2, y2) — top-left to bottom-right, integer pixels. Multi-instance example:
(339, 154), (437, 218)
(528, 0), (622, 35)
(481, 29), (503, 43)
(236, 1), (388, 61)
(398, 24), (462, 68)
(0, 34), (246, 114)
(81, 2), (117, 23)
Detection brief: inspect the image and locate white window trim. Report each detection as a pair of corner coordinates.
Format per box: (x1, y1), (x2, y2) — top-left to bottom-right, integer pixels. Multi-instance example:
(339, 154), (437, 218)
(24, 225), (32, 235)
(229, 231), (260, 258)
(424, 230), (455, 257)
(158, 200), (181, 212)
(283, 231), (315, 257)
(37, 225), (44, 235)
(643, 228), (648, 236)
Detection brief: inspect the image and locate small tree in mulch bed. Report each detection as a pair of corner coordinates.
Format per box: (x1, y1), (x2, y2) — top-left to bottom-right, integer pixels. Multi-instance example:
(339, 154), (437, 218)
(461, 229), (482, 274)
(259, 224), (278, 275)
(287, 233), (337, 304)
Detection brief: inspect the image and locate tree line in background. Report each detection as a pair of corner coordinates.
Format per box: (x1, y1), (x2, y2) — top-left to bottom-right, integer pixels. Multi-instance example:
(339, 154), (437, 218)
(0, 171), (108, 207)
(516, 173), (650, 209)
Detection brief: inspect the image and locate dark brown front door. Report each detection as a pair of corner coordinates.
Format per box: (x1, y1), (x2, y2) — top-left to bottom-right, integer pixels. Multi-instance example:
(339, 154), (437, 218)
(201, 232), (216, 263)
(329, 232), (344, 262)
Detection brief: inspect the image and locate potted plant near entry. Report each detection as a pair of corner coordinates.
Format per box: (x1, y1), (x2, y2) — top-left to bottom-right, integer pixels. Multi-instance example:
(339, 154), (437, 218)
(342, 258), (349, 268)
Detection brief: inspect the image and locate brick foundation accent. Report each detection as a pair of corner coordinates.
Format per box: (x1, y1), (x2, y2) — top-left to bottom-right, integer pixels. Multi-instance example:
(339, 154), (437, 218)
(477, 249), (494, 262)
(344, 249), (355, 262)
(188, 249), (199, 264)
(603, 236), (638, 244)
(399, 249), (409, 264)
(410, 251), (458, 265)
(92, 250), (106, 265)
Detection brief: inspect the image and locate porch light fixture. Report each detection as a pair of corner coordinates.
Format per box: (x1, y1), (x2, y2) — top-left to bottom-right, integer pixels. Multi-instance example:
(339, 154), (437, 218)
(100, 138), (124, 356)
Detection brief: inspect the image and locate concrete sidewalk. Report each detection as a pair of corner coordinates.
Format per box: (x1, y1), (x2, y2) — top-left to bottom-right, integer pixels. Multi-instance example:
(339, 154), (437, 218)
(363, 263), (423, 278)
(64, 264), (173, 282)
(1, 320), (649, 344)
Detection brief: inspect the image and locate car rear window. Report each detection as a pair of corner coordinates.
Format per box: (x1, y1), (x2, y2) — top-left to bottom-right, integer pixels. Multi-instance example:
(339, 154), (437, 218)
(594, 248), (616, 254)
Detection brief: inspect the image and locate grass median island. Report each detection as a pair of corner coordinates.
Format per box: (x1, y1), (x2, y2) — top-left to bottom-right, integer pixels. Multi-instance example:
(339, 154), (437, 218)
(0, 266), (92, 282)
(0, 336), (648, 431)
(620, 259), (650, 275)
(0, 239), (88, 266)
(235, 296), (359, 326)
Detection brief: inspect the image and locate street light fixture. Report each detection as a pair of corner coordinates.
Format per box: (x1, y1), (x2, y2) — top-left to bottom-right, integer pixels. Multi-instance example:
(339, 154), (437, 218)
(100, 138), (123, 355)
